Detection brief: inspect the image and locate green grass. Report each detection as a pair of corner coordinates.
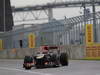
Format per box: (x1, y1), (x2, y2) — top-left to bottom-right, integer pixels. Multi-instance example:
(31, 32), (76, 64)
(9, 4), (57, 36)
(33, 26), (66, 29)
(83, 57), (100, 60)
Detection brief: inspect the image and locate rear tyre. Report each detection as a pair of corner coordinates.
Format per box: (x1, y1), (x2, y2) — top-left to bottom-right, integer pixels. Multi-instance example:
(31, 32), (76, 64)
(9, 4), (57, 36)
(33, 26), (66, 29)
(60, 53), (68, 66)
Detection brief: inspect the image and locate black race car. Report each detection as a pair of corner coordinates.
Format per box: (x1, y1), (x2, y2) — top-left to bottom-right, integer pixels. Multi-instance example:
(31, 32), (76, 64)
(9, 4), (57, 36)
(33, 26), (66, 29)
(23, 46), (68, 70)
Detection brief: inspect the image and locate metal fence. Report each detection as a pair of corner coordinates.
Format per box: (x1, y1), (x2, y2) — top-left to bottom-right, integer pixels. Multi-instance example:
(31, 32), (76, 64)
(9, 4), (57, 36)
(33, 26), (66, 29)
(0, 11), (100, 49)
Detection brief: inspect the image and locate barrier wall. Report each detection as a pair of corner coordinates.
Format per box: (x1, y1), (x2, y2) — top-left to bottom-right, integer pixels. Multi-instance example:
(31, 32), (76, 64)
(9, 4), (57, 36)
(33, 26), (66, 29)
(0, 45), (85, 59)
(59, 45), (85, 59)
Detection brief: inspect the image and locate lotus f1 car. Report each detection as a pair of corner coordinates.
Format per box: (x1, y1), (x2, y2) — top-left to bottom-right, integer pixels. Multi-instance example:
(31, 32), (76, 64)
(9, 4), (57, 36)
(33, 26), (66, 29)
(23, 46), (68, 70)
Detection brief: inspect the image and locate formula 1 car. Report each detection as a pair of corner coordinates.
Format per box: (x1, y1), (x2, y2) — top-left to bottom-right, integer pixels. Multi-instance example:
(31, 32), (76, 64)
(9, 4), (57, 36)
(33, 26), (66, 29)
(23, 46), (68, 70)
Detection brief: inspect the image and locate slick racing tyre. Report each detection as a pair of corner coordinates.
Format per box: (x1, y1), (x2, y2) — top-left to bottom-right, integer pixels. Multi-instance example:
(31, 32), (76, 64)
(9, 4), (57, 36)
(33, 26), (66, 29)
(60, 53), (68, 66)
(23, 56), (33, 70)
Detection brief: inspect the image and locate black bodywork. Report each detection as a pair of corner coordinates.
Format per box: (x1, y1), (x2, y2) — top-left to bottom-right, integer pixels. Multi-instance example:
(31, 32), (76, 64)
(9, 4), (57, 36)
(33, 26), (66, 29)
(34, 53), (60, 68)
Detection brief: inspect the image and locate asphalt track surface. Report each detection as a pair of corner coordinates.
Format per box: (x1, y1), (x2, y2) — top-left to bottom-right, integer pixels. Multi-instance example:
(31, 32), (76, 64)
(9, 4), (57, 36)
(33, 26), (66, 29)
(0, 59), (100, 75)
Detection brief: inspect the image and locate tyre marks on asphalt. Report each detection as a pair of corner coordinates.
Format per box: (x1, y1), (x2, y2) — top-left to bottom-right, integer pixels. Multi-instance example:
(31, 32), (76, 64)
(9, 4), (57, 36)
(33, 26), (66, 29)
(0, 67), (52, 75)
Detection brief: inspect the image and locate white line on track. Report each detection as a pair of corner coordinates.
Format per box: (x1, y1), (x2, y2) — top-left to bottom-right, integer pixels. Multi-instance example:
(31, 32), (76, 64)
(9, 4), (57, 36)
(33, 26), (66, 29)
(0, 67), (52, 75)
